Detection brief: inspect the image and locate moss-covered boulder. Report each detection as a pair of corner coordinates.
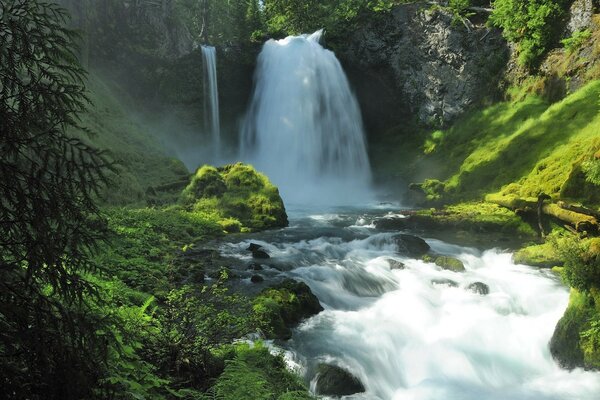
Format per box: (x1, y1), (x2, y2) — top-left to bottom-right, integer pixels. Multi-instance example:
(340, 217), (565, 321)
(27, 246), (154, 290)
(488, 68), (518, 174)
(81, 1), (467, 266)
(252, 279), (323, 340)
(550, 289), (599, 369)
(181, 163), (288, 232)
(513, 242), (563, 268)
(314, 364), (365, 397)
(434, 256), (466, 272)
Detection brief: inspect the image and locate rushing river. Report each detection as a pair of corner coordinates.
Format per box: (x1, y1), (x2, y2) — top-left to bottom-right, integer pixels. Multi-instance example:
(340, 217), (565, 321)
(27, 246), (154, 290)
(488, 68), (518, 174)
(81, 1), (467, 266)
(222, 205), (600, 400)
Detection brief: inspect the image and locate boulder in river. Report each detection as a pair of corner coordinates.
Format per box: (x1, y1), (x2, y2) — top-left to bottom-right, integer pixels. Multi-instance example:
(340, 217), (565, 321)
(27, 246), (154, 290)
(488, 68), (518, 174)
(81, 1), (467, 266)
(314, 364), (365, 397)
(466, 282), (490, 295)
(253, 279), (323, 340)
(387, 258), (406, 270)
(375, 217), (408, 230)
(250, 275), (264, 283)
(393, 234), (430, 257)
(252, 249), (270, 259)
(434, 256), (465, 272)
(431, 278), (459, 288)
(247, 243), (263, 252)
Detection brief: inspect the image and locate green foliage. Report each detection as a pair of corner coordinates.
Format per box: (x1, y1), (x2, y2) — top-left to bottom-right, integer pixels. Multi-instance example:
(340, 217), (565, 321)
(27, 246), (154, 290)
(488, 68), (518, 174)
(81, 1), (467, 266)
(96, 207), (222, 294)
(554, 236), (600, 292)
(562, 29), (592, 53)
(418, 80), (600, 204)
(490, 0), (569, 68)
(582, 159), (600, 186)
(183, 163), (288, 231)
(214, 343), (313, 400)
(0, 1), (114, 398)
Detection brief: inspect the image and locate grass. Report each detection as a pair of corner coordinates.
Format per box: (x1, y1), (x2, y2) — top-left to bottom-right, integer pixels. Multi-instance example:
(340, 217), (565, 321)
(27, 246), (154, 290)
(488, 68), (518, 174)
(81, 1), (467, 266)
(73, 72), (190, 206)
(413, 80), (600, 205)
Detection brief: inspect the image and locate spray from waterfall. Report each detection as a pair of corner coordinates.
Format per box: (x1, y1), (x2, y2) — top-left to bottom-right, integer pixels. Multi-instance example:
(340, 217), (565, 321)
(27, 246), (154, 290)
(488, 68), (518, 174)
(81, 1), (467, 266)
(201, 45), (221, 159)
(241, 30), (372, 206)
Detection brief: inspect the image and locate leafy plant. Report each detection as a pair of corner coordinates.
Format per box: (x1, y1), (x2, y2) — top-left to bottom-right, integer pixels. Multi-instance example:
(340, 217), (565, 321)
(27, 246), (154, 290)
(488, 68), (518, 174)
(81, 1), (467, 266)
(562, 29), (592, 53)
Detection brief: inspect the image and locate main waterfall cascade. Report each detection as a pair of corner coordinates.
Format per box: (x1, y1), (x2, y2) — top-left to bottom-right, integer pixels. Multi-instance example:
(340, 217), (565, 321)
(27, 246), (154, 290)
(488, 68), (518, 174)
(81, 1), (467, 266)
(221, 209), (600, 400)
(241, 30), (372, 205)
(201, 45), (221, 158)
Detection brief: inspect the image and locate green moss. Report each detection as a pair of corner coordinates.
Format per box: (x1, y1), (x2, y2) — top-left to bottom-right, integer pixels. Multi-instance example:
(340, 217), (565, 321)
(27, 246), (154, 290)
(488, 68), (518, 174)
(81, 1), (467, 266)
(434, 256), (465, 272)
(513, 241), (562, 268)
(416, 80), (600, 205)
(74, 73), (190, 206)
(183, 163), (288, 232)
(252, 280), (323, 340)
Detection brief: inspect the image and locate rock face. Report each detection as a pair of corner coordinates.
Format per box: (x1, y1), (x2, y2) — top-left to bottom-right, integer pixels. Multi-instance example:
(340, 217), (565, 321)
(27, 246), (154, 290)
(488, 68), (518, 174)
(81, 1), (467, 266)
(338, 3), (508, 129)
(314, 364), (365, 397)
(393, 234), (430, 257)
(568, 0), (594, 35)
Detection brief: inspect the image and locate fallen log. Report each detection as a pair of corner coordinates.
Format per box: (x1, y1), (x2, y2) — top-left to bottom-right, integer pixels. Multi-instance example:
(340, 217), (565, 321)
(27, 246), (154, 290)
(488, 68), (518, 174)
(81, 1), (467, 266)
(557, 201), (600, 219)
(486, 194), (598, 234)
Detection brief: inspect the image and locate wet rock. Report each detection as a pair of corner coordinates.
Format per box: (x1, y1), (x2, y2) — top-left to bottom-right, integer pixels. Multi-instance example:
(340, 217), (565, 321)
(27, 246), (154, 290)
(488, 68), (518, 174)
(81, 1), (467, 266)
(247, 243), (263, 252)
(393, 234), (430, 257)
(466, 282), (490, 295)
(387, 259), (406, 270)
(247, 262), (263, 271)
(434, 256), (465, 272)
(250, 275), (264, 283)
(314, 364), (365, 397)
(252, 249), (270, 259)
(254, 279), (323, 340)
(338, 2), (508, 128)
(374, 217), (408, 230)
(431, 278), (458, 288)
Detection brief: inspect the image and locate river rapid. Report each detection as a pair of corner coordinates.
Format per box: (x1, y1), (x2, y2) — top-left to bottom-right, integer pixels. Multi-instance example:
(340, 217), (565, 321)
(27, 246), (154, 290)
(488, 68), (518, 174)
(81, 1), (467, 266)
(221, 205), (600, 400)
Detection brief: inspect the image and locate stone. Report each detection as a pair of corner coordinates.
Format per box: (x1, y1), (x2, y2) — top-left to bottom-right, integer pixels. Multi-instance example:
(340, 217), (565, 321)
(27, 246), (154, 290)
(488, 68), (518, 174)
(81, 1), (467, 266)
(247, 243), (263, 252)
(337, 3), (509, 129)
(393, 234), (430, 257)
(252, 249), (270, 259)
(434, 256), (465, 272)
(248, 262), (263, 271)
(568, 0), (594, 35)
(314, 364), (365, 397)
(431, 278), (459, 288)
(374, 217), (408, 230)
(250, 275), (264, 283)
(387, 259), (406, 270)
(466, 282), (490, 295)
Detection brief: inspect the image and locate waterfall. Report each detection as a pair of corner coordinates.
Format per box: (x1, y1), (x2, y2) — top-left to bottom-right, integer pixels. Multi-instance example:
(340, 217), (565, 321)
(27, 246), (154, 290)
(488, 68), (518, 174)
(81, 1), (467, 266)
(241, 30), (372, 206)
(201, 45), (221, 158)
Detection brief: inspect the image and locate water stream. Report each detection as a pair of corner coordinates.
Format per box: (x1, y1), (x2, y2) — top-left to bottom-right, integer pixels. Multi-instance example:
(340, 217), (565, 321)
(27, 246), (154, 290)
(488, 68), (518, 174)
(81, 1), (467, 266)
(241, 31), (371, 205)
(222, 206), (600, 400)
(201, 45), (221, 158)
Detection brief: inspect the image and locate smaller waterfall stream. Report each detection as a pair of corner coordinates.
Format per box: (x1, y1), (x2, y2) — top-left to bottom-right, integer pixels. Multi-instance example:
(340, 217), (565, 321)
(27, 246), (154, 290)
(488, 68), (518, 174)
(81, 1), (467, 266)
(201, 45), (221, 158)
(241, 30), (371, 205)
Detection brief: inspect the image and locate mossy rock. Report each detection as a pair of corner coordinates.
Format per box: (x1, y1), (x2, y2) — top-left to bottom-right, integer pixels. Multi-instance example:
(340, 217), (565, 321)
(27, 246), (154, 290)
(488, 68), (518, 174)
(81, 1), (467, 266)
(466, 282), (490, 295)
(513, 242), (562, 268)
(252, 279), (323, 340)
(181, 163), (288, 232)
(550, 289), (595, 369)
(314, 364), (365, 397)
(434, 256), (465, 272)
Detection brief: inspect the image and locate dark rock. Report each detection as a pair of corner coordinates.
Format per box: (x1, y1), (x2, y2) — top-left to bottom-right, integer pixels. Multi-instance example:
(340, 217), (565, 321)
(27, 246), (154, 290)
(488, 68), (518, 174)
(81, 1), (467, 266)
(338, 2), (509, 129)
(374, 217), (408, 230)
(466, 282), (490, 295)
(393, 234), (430, 257)
(250, 275), (264, 283)
(248, 262), (263, 271)
(387, 259), (405, 270)
(431, 278), (459, 288)
(252, 249), (270, 259)
(254, 279), (323, 340)
(314, 364), (365, 397)
(247, 243), (263, 252)
(434, 256), (465, 272)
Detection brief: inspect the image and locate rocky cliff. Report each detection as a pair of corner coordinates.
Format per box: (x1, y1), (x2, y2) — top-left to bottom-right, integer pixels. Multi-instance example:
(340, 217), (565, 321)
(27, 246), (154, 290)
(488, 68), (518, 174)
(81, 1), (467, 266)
(337, 3), (509, 132)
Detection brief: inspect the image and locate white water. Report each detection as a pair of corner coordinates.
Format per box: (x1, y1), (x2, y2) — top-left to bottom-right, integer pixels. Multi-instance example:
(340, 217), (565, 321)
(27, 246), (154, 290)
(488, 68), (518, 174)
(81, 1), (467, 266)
(201, 45), (221, 157)
(222, 209), (600, 400)
(241, 31), (372, 206)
